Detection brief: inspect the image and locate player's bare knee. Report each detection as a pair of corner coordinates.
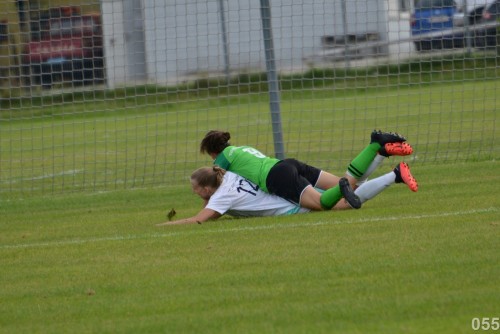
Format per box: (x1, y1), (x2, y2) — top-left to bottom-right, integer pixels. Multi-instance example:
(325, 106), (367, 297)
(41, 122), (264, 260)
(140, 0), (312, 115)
(299, 187), (323, 211)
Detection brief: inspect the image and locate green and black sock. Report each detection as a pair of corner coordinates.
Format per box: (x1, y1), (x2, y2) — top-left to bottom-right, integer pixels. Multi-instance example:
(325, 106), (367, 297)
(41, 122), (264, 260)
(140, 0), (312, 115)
(347, 143), (381, 178)
(320, 143), (381, 210)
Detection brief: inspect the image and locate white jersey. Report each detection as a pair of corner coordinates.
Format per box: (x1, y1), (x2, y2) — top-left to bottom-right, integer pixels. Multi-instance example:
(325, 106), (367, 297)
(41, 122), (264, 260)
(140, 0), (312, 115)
(206, 171), (310, 217)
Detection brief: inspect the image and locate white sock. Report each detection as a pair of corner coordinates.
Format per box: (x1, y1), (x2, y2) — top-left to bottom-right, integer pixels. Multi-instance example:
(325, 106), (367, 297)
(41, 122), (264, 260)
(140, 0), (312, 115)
(355, 154), (386, 187)
(355, 171), (396, 203)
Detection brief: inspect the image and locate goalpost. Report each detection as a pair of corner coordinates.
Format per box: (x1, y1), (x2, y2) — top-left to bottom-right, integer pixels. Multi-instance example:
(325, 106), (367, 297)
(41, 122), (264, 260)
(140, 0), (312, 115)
(0, 0), (498, 197)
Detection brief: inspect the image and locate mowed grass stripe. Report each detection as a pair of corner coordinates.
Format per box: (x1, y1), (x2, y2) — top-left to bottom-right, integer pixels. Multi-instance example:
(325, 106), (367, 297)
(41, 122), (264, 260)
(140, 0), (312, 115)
(2, 207), (497, 250)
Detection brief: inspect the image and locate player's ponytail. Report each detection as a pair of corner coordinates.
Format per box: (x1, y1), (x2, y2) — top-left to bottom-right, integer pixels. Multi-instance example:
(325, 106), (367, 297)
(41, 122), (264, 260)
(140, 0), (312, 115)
(212, 166), (225, 186)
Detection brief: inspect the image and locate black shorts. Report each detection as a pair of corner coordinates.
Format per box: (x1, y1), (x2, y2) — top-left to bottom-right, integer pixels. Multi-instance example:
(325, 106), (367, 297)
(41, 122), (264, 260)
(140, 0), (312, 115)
(266, 158), (322, 205)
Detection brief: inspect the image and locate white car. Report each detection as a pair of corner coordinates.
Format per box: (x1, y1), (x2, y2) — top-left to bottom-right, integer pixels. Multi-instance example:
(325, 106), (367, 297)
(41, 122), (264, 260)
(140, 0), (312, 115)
(455, 0), (497, 24)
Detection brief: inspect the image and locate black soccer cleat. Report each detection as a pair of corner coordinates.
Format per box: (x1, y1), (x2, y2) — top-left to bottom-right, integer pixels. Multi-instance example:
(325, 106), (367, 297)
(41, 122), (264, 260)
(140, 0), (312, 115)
(371, 130), (407, 146)
(339, 177), (362, 209)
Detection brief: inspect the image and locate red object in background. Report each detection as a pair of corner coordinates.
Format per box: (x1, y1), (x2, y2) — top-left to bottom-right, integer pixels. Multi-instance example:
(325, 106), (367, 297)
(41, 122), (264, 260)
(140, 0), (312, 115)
(22, 10), (104, 87)
(23, 14), (102, 63)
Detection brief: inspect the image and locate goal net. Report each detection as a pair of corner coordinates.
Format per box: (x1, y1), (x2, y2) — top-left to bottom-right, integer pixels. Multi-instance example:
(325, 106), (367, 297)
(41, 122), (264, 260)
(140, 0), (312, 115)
(0, 0), (498, 197)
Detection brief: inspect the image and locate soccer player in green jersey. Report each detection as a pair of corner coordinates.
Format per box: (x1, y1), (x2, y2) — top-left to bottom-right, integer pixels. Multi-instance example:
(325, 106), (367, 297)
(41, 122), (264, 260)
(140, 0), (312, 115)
(200, 130), (416, 211)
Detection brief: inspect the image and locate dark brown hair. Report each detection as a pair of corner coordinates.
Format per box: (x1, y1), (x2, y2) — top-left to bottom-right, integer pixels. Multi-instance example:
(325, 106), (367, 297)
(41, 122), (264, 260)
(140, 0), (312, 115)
(200, 130), (231, 155)
(190, 166), (226, 188)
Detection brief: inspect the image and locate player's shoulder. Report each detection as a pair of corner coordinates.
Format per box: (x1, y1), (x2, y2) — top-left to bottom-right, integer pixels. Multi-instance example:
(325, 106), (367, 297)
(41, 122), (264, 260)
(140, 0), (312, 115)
(224, 171), (244, 183)
(216, 172), (247, 199)
(224, 170), (239, 179)
(224, 145), (246, 154)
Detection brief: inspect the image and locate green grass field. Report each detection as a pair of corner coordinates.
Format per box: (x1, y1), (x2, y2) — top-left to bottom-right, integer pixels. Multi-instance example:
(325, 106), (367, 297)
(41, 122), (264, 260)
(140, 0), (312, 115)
(1, 160), (499, 333)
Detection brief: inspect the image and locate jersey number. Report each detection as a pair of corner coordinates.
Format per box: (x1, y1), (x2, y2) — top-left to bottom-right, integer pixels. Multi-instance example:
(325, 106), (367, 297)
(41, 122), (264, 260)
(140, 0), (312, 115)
(237, 179), (259, 196)
(242, 147), (266, 158)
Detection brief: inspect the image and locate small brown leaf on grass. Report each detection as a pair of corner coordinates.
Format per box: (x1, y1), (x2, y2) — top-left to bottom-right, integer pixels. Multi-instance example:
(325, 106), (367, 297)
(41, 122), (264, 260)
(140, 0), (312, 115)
(167, 208), (176, 221)
(86, 289), (95, 296)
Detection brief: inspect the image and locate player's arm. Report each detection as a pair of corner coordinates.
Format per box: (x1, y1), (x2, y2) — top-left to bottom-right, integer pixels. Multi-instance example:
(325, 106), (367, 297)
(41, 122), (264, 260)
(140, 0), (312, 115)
(156, 208), (221, 226)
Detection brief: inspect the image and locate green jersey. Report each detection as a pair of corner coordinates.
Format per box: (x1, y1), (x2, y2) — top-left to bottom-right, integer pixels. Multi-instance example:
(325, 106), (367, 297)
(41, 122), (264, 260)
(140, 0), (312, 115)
(214, 146), (279, 193)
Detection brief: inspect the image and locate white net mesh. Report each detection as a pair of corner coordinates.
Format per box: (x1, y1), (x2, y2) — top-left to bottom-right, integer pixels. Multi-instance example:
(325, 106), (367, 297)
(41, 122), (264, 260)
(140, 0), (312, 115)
(0, 0), (498, 197)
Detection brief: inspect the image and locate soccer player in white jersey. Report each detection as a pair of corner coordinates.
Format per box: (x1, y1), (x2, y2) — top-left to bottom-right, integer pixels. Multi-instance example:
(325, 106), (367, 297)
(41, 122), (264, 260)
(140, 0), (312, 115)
(157, 163), (417, 226)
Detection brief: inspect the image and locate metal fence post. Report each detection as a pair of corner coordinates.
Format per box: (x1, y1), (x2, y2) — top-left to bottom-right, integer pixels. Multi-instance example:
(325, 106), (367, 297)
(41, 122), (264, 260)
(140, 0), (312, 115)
(217, 0), (230, 82)
(260, 0), (285, 159)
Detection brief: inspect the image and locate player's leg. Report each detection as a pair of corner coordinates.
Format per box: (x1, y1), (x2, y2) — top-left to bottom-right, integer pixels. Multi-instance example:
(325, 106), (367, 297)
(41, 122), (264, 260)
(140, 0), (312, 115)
(267, 159), (360, 211)
(298, 185), (324, 211)
(320, 130), (408, 209)
(355, 140), (413, 187)
(319, 175), (361, 209)
(314, 171), (341, 190)
(281, 159), (361, 210)
(266, 159), (323, 210)
(346, 130), (407, 181)
(312, 130), (413, 194)
(333, 162), (418, 210)
(358, 161), (418, 200)
(355, 154), (386, 187)
(318, 139), (414, 189)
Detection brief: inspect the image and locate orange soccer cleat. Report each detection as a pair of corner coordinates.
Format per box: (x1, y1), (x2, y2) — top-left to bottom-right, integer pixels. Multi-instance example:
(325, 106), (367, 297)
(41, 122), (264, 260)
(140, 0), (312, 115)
(380, 142), (414, 157)
(394, 162), (418, 192)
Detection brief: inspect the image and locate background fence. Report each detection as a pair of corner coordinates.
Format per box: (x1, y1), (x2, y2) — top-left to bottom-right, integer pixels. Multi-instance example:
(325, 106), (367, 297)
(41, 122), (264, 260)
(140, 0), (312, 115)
(0, 0), (498, 198)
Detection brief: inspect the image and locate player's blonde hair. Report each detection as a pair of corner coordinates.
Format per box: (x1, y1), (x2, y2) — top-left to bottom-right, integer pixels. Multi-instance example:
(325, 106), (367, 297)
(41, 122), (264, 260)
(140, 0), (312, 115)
(190, 166), (226, 189)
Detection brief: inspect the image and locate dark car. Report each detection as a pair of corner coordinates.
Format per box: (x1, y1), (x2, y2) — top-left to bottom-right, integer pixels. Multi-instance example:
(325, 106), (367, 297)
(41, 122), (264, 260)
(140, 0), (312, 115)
(22, 9), (104, 87)
(411, 0), (465, 51)
(475, 0), (500, 47)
